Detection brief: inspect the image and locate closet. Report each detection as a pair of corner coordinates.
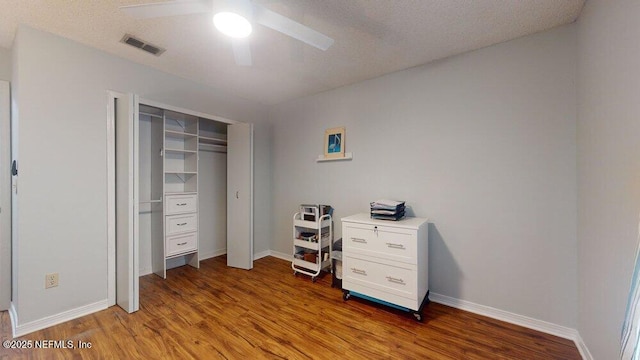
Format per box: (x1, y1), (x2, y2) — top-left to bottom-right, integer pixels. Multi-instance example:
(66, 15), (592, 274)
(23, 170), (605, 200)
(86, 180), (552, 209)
(136, 99), (252, 279)
(115, 94), (253, 312)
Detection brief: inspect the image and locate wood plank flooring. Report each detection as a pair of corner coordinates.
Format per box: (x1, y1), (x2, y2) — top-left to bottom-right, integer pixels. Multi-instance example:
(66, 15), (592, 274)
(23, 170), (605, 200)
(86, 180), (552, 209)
(0, 256), (580, 359)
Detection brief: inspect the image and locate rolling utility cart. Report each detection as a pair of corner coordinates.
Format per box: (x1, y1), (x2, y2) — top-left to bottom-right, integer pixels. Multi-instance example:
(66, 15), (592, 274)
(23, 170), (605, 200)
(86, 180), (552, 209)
(292, 205), (333, 282)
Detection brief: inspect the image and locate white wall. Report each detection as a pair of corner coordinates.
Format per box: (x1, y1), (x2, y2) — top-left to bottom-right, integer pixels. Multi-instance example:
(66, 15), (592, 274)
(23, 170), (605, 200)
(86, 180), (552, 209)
(11, 25), (270, 327)
(198, 150), (228, 259)
(0, 47), (10, 80)
(269, 25), (578, 328)
(252, 120), (273, 256)
(576, 1), (640, 358)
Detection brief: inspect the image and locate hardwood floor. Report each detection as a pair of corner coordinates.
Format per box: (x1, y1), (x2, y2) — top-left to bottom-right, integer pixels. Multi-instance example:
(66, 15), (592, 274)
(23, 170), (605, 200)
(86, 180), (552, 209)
(0, 256), (580, 359)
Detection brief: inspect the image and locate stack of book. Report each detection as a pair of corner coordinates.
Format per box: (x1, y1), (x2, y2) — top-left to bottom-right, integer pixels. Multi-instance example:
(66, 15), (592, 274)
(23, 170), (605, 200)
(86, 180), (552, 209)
(370, 199), (405, 221)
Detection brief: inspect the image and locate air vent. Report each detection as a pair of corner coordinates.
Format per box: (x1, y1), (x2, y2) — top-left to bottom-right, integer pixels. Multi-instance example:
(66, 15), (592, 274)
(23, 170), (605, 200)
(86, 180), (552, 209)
(120, 34), (165, 56)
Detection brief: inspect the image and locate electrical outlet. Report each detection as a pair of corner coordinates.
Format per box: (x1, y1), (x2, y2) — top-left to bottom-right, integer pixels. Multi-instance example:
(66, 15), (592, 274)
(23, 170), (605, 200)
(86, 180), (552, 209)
(45, 273), (59, 289)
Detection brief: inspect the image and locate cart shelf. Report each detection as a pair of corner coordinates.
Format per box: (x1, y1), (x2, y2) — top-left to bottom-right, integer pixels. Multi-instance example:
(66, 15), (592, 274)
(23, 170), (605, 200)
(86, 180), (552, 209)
(292, 209), (333, 282)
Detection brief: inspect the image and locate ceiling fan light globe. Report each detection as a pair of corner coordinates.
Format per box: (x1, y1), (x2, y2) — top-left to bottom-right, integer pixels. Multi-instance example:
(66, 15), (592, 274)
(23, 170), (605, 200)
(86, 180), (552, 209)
(213, 12), (252, 38)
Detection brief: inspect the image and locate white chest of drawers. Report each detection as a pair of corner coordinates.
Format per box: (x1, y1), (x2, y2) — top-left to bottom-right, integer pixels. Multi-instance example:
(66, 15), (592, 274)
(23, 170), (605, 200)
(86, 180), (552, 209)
(341, 213), (429, 321)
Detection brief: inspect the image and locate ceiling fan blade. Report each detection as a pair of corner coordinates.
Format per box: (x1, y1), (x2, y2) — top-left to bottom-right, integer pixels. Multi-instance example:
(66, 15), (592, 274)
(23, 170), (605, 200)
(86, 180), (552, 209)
(120, 0), (211, 19)
(232, 40), (252, 66)
(252, 4), (334, 51)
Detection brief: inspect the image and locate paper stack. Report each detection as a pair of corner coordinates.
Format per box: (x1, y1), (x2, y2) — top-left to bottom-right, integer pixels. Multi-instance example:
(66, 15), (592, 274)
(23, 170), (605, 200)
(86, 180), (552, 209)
(370, 199), (405, 221)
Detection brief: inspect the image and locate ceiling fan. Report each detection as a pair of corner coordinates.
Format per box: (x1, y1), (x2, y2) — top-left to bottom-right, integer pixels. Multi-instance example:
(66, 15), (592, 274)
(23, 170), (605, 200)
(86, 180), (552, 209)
(120, 0), (335, 66)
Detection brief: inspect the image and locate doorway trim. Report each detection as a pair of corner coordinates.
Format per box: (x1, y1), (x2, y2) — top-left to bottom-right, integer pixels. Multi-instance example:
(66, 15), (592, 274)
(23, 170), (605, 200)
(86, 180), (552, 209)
(106, 90), (122, 306)
(0, 80), (10, 310)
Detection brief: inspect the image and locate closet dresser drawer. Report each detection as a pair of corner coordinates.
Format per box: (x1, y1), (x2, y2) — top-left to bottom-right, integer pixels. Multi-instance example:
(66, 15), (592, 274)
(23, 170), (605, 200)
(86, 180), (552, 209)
(165, 213), (198, 236)
(165, 194), (197, 215)
(341, 213), (429, 314)
(166, 232), (197, 257)
(343, 224), (416, 264)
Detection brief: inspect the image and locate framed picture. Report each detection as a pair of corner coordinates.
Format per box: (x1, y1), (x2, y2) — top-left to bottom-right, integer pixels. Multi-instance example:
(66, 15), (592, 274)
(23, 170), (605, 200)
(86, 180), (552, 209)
(324, 126), (345, 159)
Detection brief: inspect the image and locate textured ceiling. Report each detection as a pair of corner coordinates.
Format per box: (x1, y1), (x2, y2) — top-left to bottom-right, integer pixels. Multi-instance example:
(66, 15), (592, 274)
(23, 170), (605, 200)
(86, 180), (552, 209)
(0, 0), (584, 105)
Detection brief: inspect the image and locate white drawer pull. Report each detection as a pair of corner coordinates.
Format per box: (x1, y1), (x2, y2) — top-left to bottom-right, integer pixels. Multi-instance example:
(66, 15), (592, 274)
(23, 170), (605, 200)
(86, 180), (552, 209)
(386, 276), (405, 285)
(351, 268), (367, 275)
(177, 222), (187, 226)
(386, 243), (405, 249)
(351, 237), (367, 243)
(177, 242), (188, 246)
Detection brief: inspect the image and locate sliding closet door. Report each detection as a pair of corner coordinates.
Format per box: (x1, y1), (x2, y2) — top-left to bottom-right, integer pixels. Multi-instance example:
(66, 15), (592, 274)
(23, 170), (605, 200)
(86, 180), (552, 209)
(227, 123), (253, 269)
(115, 93), (139, 313)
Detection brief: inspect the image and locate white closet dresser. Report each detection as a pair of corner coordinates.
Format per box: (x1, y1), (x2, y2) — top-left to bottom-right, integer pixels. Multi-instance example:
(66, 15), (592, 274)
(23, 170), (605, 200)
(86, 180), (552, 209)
(341, 213), (429, 321)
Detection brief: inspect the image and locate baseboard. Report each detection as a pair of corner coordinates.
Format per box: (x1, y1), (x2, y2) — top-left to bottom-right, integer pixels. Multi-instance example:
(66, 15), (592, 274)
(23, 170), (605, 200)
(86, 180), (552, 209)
(573, 332), (593, 360)
(11, 299), (108, 338)
(200, 249), (227, 260)
(8, 302), (17, 335)
(429, 292), (591, 359)
(139, 266), (152, 276)
(253, 250), (271, 260)
(266, 250), (291, 262)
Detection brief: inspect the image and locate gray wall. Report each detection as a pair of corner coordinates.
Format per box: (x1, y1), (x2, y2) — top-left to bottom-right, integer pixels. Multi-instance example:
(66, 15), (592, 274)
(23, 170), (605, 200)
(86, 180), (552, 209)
(269, 25), (578, 328)
(577, 0), (640, 358)
(0, 47), (10, 80)
(11, 25), (270, 326)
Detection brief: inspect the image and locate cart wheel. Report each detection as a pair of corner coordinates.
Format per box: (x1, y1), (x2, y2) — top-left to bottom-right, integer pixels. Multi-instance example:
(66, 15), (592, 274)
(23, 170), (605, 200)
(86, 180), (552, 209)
(412, 311), (423, 322)
(342, 291), (351, 301)
(293, 270), (297, 276)
(312, 276), (317, 283)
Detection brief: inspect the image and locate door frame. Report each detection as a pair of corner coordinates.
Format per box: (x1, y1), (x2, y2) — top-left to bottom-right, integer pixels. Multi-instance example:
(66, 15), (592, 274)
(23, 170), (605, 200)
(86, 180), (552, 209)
(106, 91), (119, 306)
(0, 80), (10, 310)
(106, 95), (249, 307)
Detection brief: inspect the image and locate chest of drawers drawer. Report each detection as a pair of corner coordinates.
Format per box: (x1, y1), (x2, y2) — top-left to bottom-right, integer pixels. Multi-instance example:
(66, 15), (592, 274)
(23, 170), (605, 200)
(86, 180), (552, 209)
(165, 194), (197, 215)
(165, 213), (198, 236)
(343, 254), (416, 301)
(343, 224), (417, 264)
(166, 232), (197, 257)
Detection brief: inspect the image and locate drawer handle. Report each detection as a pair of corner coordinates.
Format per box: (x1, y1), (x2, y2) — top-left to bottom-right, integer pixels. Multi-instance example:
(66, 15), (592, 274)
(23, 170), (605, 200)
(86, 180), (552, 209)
(177, 242), (188, 246)
(386, 243), (405, 249)
(176, 203), (187, 206)
(177, 222), (187, 226)
(351, 237), (367, 243)
(350, 268), (367, 275)
(386, 276), (405, 285)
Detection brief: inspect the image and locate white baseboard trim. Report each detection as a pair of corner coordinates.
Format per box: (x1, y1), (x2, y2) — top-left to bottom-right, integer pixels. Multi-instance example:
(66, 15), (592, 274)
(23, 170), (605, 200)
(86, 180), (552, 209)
(253, 250), (271, 260)
(266, 250), (291, 262)
(8, 302), (18, 335)
(429, 293), (591, 359)
(10, 299), (108, 338)
(573, 332), (593, 360)
(201, 249), (227, 260)
(139, 266), (152, 277)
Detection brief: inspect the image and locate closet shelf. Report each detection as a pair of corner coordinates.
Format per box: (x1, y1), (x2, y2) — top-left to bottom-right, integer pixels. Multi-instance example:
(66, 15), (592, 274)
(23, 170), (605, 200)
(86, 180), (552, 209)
(164, 148), (197, 154)
(198, 143), (227, 150)
(165, 130), (198, 139)
(139, 111), (163, 119)
(164, 191), (198, 196)
(165, 171), (197, 175)
(199, 135), (227, 146)
(165, 249), (198, 259)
